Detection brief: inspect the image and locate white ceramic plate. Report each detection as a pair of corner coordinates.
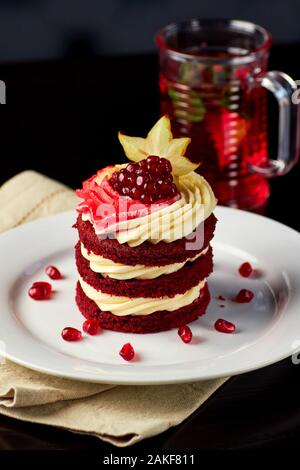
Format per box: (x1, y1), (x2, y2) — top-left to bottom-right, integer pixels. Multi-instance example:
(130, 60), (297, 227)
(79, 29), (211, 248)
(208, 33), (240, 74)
(0, 207), (300, 384)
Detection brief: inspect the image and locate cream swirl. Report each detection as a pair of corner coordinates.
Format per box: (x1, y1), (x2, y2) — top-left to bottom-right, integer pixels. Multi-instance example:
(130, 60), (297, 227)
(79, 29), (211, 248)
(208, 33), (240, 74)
(79, 276), (206, 316)
(81, 243), (208, 280)
(82, 171), (216, 247)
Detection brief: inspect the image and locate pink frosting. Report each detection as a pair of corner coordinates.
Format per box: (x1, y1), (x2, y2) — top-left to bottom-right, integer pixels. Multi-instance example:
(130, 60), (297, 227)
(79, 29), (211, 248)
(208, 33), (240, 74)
(76, 167), (180, 233)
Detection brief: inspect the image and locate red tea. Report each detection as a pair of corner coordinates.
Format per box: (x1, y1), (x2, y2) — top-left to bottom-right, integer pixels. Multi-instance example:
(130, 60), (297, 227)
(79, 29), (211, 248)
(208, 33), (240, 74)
(156, 19), (299, 211)
(159, 51), (269, 210)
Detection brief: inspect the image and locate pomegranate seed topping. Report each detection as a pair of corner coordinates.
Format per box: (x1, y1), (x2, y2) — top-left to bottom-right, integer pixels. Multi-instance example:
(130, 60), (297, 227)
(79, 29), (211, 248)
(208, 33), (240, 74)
(146, 155), (160, 165)
(45, 265), (62, 280)
(82, 319), (101, 335)
(139, 159), (148, 169)
(126, 163), (138, 173)
(178, 325), (193, 343)
(118, 171), (126, 183)
(141, 193), (151, 204)
(239, 262), (253, 278)
(234, 289), (254, 303)
(61, 327), (82, 342)
(218, 295), (226, 301)
(28, 281), (52, 300)
(146, 182), (155, 194)
(130, 187), (142, 199)
(214, 319), (236, 334)
(110, 155), (179, 203)
(136, 175), (146, 187)
(119, 342), (135, 361)
(121, 187), (130, 196)
(160, 159), (172, 173)
(110, 171), (118, 182)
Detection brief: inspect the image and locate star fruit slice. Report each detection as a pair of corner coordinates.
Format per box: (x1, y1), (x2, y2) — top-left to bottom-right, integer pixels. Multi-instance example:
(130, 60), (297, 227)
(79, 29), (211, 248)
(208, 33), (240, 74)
(118, 116), (200, 176)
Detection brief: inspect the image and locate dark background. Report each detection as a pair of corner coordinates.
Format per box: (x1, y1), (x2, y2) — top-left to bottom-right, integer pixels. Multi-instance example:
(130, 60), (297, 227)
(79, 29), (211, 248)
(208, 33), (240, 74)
(0, 0), (298, 61)
(0, 0), (299, 194)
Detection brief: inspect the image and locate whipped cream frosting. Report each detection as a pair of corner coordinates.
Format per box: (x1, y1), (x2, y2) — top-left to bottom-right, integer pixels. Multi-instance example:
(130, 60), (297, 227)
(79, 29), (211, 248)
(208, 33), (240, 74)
(79, 276), (206, 316)
(81, 243), (208, 280)
(81, 171), (216, 247)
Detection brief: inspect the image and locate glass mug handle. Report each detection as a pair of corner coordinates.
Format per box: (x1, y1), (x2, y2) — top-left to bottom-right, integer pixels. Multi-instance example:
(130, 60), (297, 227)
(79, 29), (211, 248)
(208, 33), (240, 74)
(250, 71), (300, 176)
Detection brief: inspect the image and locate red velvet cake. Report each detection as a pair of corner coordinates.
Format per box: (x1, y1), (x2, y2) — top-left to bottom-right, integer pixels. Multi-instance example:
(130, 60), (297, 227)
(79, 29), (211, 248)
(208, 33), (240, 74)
(74, 116), (217, 333)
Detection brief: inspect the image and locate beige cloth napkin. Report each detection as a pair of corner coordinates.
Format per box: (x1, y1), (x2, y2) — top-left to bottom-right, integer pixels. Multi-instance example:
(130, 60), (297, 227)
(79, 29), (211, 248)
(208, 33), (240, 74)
(0, 171), (227, 447)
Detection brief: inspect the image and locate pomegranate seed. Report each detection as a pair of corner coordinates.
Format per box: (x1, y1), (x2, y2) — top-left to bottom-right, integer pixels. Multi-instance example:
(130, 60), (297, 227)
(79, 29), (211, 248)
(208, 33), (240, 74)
(32, 281), (52, 295)
(110, 172), (118, 183)
(61, 327), (82, 342)
(83, 319), (101, 335)
(214, 319), (236, 334)
(119, 343), (135, 361)
(118, 171), (126, 183)
(136, 175), (147, 187)
(127, 174), (137, 185)
(28, 281), (52, 300)
(141, 193), (151, 204)
(112, 181), (121, 192)
(159, 158), (172, 173)
(239, 262), (253, 278)
(121, 187), (130, 196)
(178, 325), (193, 343)
(234, 289), (254, 303)
(160, 182), (172, 196)
(140, 159), (148, 169)
(147, 182), (155, 194)
(147, 155), (160, 165)
(218, 295), (226, 301)
(150, 193), (158, 203)
(109, 155), (179, 203)
(130, 187), (142, 200)
(45, 265), (62, 280)
(28, 286), (46, 300)
(126, 163), (138, 173)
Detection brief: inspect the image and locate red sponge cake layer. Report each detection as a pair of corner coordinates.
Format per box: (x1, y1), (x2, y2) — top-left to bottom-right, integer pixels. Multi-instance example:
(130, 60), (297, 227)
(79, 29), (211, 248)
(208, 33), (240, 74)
(75, 241), (213, 298)
(76, 281), (210, 334)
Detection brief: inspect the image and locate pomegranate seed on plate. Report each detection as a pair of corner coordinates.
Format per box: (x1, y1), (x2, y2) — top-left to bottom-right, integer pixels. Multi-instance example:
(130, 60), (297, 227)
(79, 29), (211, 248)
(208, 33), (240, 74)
(178, 325), (193, 343)
(234, 289), (254, 303)
(61, 327), (82, 342)
(239, 262), (253, 278)
(45, 265), (62, 280)
(83, 319), (101, 335)
(119, 342), (135, 361)
(214, 319), (236, 334)
(28, 281), (52, 300)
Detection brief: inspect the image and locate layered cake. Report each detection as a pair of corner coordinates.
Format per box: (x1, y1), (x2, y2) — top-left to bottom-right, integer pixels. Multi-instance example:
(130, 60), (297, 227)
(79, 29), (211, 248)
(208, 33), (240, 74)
(74, 116), (217, 333)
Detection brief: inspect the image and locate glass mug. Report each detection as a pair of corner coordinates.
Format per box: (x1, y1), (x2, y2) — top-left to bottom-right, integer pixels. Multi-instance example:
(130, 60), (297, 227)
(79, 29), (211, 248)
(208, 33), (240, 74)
(155, 19), (299, 211)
